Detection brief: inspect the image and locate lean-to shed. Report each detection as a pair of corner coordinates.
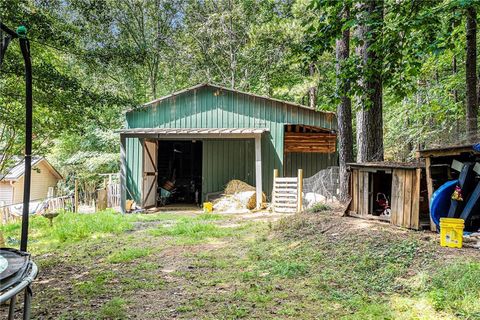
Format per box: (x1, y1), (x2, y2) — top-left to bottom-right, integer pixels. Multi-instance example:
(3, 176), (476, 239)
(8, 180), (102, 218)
(119, 83), (338, 212)
(348, 162), (430, 230)
(417, 144), (480, 231)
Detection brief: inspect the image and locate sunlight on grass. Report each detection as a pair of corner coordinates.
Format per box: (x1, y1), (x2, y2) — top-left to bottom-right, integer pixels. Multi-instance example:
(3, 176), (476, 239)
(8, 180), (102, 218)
(390, 296), (457, 320)
(1, 209), (133, 253)
(149, 219), (235, 244)
(427, 262), (480, 318)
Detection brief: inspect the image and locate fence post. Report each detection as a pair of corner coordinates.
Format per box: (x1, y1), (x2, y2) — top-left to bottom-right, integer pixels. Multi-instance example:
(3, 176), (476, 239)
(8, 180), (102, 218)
(74, 179), (79, 213)
(297, 169), (303, 213)
(272, 169), (278, 209)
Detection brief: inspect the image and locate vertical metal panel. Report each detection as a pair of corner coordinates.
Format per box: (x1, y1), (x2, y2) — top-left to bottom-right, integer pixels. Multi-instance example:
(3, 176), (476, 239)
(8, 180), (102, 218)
(201, 139), (255, 200)
(125, 85), (337, 200)
(125, 137), (143, 203)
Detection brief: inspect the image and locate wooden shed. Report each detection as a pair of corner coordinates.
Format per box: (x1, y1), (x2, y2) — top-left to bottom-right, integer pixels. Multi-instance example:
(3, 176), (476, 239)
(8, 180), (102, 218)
(416, 144), (480, 230)
(347, 162), (430, 230)
(119, 83), (338, 212)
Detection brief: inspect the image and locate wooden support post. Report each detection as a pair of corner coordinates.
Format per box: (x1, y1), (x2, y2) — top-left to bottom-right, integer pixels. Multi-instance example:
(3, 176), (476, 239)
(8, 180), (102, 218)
(255, 135), (263, 210)
(272, 169), (278, 209)
(424, 156), (436, 231)
(74, 179), (78, 213)
(120, 134), (127, 214)
(297, 169), (303, 213)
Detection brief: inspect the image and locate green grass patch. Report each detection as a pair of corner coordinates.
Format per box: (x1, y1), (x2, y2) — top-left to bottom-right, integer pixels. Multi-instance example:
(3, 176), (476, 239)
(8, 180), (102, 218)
(98, 297), (127, 320)
(427, 262), (480, 318)
(74, 271), (115, 298)
(149, 220), (234, 243)
(1, 210), (133, 253)
(108, 247), (150, 263)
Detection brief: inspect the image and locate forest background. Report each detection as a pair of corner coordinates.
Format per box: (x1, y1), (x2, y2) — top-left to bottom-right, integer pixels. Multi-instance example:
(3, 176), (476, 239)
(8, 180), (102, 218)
(1, 0), (479, 198)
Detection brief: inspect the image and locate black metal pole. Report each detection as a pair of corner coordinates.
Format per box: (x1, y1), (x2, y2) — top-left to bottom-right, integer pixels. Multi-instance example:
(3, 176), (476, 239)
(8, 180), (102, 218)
(19, 32), (32, 252)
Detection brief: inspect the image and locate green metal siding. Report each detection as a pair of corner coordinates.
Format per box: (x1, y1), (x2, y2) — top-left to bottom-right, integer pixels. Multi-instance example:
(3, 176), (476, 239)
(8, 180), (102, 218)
(202, 139), (255, 199)
(125, 85), (337, 201)
(126, 137), (143, 203)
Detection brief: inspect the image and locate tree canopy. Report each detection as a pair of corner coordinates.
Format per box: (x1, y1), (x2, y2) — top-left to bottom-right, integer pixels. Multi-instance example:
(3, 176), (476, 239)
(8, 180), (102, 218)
(2, 0), (480, 181)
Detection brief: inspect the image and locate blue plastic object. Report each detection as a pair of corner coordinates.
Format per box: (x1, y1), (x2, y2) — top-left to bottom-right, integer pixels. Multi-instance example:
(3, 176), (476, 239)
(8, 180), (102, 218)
(430, 180), (458, 229)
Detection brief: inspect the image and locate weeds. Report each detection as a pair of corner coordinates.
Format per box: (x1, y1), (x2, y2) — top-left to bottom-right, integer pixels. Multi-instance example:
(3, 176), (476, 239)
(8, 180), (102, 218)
(307, 202), (331, 213)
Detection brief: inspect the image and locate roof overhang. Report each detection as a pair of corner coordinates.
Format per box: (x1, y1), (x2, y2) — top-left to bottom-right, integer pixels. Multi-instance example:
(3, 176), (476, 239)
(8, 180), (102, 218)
(416, 144), (479, 158)
(117, 128), (269, 139)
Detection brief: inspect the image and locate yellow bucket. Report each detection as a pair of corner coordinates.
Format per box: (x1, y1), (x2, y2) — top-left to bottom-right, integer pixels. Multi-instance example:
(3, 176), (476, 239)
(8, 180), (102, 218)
(439, 218), (464, 248)
(203, 202), (213, 213)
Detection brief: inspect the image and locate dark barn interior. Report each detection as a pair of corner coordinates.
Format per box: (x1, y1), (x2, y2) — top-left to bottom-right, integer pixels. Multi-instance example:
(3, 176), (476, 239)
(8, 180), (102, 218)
(157, 140), (202, 206)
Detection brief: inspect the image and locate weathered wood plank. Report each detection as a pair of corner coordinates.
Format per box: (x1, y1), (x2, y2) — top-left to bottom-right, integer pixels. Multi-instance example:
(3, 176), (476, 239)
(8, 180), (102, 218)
(392, 169), (405, 227)
(352, 170), (358, 213)
(410, 168), (421, 230)
(424, 157), (436, 231)
(358, 170), (364, 215)
(403, 170), (413, 228)
(363, 171), (369, 215)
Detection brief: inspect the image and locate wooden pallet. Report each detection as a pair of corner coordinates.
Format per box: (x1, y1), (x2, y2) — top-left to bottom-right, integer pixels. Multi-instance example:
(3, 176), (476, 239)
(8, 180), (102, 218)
(272, 169), (303, 213)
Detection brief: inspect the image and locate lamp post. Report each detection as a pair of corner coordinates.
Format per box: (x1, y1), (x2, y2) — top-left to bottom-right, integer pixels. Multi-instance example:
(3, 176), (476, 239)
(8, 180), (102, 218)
(0, 23), (33, 252)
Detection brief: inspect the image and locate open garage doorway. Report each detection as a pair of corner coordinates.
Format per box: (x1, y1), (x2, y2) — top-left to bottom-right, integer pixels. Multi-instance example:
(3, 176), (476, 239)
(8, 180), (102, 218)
(156, 140), (202, 207)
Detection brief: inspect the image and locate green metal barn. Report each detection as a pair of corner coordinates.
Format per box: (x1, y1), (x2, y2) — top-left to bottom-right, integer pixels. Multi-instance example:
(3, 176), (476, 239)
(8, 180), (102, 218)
(119, 83), (337, 212)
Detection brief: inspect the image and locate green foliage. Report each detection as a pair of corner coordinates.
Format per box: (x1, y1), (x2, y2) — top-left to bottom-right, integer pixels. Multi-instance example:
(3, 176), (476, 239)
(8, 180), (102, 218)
(307, 202), (331, 213)
(2, 0), (480, 177)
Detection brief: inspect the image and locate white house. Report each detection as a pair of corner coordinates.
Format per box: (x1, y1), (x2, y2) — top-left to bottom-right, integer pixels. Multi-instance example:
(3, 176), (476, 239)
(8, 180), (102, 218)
(0, 157), (63, 206)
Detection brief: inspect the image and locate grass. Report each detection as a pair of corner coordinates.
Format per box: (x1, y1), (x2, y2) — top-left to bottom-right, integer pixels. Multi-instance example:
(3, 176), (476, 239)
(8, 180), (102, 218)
(1, 211), (478, 319)
(1, 209), (133, 253)
(107, 247), (150, 263)
(98, 297), (127, 320)
(149, 217), (236, 244)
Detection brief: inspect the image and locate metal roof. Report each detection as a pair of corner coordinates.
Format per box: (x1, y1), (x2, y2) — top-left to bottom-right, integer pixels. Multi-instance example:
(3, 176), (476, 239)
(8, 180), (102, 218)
(1, 157), (63, 181)
(118, 128), (269, 138)
(128, 83), (335, 115)
(348, 161), (424, 170)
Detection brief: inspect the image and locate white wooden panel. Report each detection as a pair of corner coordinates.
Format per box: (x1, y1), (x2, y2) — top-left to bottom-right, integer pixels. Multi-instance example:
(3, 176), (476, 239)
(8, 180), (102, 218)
(0, 182), (13, 205)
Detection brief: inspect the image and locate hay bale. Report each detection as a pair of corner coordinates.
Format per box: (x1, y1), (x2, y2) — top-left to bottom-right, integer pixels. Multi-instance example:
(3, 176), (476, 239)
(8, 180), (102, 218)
(246, 192), (266, 210)
(224, 180), (255, 194)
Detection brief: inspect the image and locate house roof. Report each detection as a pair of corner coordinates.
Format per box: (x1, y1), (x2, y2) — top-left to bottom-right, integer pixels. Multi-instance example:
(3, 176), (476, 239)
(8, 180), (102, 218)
(128, 83), (335, 115)
(1, 157), (63, 181)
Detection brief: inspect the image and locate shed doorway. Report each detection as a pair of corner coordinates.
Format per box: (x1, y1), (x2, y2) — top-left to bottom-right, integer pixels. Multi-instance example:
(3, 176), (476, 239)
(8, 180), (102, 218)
(156, 140), (202, 207)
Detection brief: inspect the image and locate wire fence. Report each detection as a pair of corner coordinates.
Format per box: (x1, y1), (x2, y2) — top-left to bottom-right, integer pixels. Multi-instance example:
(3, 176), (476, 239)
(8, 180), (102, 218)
(302, 166), (351, 210)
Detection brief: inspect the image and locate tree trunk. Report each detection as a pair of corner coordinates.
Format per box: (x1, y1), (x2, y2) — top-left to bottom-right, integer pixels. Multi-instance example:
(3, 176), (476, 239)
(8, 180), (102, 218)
(355, 0), (384, 162)
(336, 5), (354, 203)
(309, 63), (317, 109)
(466, 6), (477, 142)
